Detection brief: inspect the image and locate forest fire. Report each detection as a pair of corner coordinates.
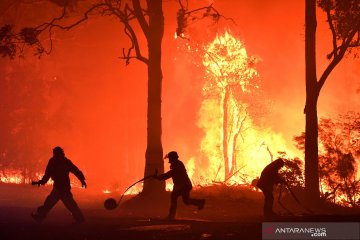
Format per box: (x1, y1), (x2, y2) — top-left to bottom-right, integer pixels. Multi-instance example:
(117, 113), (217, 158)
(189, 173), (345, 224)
(0, 170), (84, 188)
(0, 172), (23, 184)
(0, 31), (300, 193)
(0, 170), (45, 184)
(0, 1), (359, 238)
(185, 31), (299, 186)
(1, 29), (357, 207)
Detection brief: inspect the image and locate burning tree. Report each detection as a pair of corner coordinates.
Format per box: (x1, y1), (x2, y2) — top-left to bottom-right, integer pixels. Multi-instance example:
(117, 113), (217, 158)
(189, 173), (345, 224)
(201, 31), (262, 181)
(176, 30), (297, 187)
(318, 112), (360, 206)
(295, 111), (360, 206)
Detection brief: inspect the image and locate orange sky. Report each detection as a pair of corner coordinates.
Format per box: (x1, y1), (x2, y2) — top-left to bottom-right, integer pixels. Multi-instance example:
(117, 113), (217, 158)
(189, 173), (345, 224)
(1, 0), (359, 191)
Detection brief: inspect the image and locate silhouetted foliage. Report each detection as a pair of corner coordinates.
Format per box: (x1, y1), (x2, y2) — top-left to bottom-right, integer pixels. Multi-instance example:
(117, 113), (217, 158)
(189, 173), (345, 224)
(0, 25), (16, 58)
(295, 112), (360, 206)
(0, 24), (44, 58)
(304, 0), (360, 201)
(176, 8), (187, 38)
(282, 158), (304, 188)
(277, 152), (304, 188)
(318, 112), (360, 206)
(317, 0), (360, 59)
(176, 3), (222, 38)
(293, 133), (305, 153)
(20, 27), (40, 45)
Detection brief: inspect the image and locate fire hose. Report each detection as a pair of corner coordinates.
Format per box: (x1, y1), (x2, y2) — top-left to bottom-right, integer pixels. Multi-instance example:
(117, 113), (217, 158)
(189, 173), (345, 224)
(277, 184), (293, 215)
(104, 170), (158, 210)
(278, 183), (314, 215)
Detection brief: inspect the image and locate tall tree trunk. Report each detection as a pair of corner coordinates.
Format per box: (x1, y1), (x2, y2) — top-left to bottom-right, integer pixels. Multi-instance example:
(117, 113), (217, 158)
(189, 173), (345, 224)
(305, 0), (320, 201)
(230, 131), (239, 175)
(223, 87), (230, 180)
(142, 0), (165, 194)
(230, 110), (247, 175)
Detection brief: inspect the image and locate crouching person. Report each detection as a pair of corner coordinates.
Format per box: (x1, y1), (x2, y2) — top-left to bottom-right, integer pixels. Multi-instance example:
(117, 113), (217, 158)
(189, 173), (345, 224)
(257, 158), (285, 218)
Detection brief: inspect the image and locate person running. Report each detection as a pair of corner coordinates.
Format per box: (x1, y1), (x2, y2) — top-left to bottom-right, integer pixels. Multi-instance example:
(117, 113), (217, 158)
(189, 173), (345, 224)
(31, 146), (86, 223)
(155, 151), (205, 220)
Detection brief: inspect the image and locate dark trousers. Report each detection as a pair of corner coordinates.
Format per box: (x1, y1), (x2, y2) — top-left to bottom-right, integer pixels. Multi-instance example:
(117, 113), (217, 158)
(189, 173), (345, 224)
(169, 186), (203, 218)
(261, 188), (275, 217)
(37, 188), (84, 222)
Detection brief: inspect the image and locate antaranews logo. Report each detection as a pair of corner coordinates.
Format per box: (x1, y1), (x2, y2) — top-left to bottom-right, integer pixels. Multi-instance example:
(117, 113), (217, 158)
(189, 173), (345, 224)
(274, 227), (327, 237)
(263, 226), (274, 235)
(263, 222), (359, 240)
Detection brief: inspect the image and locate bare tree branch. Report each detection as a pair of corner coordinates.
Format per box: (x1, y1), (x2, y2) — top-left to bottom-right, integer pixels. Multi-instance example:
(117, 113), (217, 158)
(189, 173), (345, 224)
(318, 27), (359, 91)
(1, 1), (149, 64)
(104, 2), (148, 65)
(132, 0), (149, 39)
(177, 0), (188, 11)
(176, 3), (235, 39)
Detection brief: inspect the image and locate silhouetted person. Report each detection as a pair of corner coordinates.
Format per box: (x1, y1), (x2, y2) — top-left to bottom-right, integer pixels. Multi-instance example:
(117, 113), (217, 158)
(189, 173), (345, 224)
(256, 158), (285, 217)
(31, 146), (86, 223)
(155, 151), (205, 220)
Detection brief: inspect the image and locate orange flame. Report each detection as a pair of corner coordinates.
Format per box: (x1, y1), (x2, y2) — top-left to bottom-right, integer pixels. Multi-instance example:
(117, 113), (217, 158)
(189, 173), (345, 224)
(186, 31), (298, 185)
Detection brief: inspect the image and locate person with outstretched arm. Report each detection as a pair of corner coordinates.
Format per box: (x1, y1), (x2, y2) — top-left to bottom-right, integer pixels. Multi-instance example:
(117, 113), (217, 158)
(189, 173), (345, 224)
(31, 146), (86, 223)
(155, 151), (205, 220)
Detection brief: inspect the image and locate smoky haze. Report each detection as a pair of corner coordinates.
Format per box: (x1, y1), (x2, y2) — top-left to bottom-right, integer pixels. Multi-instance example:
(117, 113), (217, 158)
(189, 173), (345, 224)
(0, 0), (358, 192)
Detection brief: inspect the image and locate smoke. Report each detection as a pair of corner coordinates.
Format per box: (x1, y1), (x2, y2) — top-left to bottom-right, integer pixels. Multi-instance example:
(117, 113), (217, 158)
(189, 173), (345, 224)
(0, 0), (358, 192)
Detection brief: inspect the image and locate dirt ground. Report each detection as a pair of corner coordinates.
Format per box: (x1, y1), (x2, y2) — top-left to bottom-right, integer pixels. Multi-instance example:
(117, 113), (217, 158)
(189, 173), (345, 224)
(0, 183), (358, 240)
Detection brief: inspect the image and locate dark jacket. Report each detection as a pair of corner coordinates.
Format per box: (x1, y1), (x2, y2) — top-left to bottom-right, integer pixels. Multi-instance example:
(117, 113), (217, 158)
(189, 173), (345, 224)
(158, 159), (192, 190)
(257, 161), (284, 191)
(40, 155), (85, 191)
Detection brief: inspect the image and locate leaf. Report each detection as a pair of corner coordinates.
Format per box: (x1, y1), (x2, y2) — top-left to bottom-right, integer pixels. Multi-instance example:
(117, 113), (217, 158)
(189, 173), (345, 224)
(20, 28), (39, 45)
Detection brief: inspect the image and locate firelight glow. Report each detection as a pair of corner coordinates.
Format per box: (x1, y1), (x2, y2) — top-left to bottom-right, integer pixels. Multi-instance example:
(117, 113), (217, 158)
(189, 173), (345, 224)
(0, 0), (359, 205)
(183, 31), (298, 186)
